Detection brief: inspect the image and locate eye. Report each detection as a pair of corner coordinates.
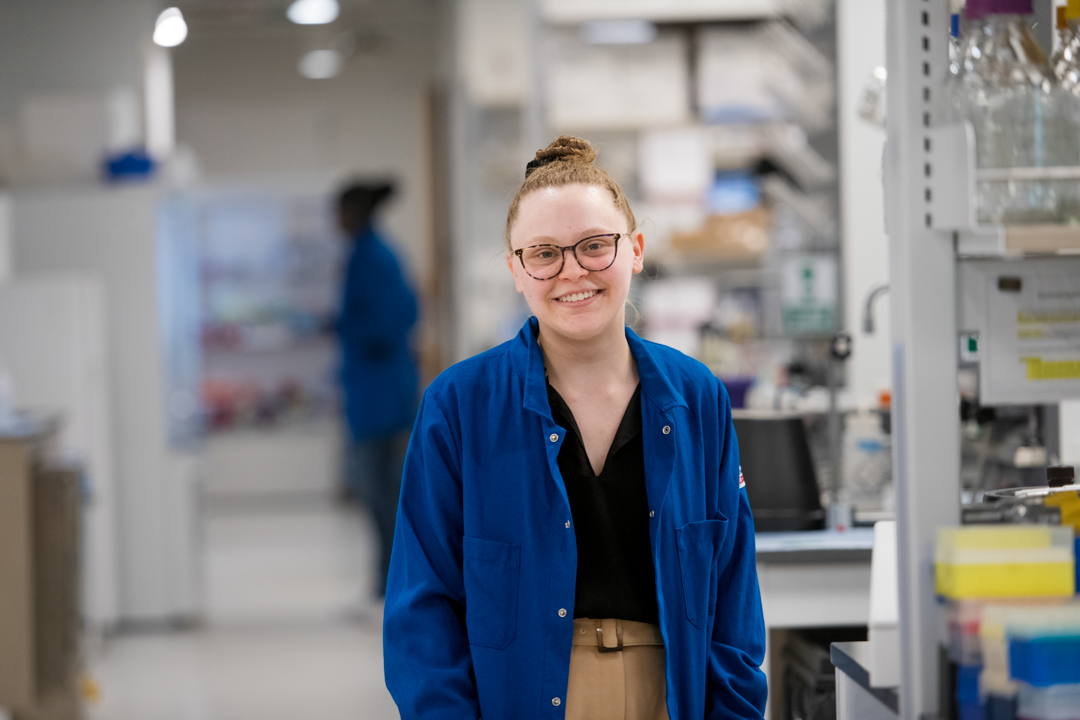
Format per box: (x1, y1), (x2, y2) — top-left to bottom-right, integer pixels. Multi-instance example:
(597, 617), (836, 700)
(536, 249), (556, 260)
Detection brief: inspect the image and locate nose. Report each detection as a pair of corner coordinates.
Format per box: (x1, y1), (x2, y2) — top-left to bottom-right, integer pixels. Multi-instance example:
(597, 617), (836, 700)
(557, 248), (589, 280)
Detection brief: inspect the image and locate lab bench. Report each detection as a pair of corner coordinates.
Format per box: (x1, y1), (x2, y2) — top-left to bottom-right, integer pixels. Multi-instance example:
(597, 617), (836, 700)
(830, 641), (899, 719)
(756, 528), (875, 720)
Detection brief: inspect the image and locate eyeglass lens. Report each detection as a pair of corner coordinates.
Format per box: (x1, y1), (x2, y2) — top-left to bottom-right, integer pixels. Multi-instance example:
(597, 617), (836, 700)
(520, 234), (619, 279)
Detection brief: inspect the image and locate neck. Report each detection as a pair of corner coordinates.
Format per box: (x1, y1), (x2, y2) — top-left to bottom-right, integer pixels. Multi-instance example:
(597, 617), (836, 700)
(538, 316), (636, 390)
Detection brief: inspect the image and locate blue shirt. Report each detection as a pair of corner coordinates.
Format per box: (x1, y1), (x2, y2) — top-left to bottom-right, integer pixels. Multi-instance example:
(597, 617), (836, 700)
(384, 317), (767, 719)
(336, 226), (418, 441)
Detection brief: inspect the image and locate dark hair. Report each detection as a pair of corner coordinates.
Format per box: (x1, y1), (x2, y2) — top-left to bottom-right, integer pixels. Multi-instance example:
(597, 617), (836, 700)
(338, 181), (395, 233)
(505, 136), (636, 249)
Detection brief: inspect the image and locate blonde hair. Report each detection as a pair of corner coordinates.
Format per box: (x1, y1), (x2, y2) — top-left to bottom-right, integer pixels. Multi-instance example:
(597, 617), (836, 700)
(504, 136), (637, 249)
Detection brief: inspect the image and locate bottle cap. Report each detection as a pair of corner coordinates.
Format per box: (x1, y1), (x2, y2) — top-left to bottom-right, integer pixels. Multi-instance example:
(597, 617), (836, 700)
(952, 13), (961, 37)
(1069, 0), (1080, 19)
(981, 0), (1034, 13)
(1059, 5), (1068, 27)
(965, 0), (986, 20)
(1047, 465), (1076, 488)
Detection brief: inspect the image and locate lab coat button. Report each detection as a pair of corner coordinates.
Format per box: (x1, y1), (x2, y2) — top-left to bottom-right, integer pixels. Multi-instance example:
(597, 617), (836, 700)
(558, 608), (567, 617)
(649, 510), (655, 517)
(550, 433), (559, 442)
(552, 698), (561, 707)
(662, 425), (671, 434)
(565, 521), (571, 529)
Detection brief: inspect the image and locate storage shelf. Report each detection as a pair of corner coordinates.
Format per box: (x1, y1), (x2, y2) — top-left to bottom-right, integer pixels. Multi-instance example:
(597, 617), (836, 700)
(648, 252), (764, 279)
(540, 0), (783, 24)
(956, 225), (1080, 257)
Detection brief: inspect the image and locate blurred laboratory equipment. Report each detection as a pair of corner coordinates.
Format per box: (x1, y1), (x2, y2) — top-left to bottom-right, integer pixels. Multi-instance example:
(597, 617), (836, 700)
(951, 0), (1080, 224)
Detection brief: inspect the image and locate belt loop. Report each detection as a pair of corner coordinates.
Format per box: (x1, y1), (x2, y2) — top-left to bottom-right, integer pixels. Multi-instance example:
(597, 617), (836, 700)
(596, 618), (624, 652)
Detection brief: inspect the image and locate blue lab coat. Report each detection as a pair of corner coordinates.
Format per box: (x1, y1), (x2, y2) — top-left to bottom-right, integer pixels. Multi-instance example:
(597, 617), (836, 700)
(337, 225), (418, 441)
(383, 317), (768, 719)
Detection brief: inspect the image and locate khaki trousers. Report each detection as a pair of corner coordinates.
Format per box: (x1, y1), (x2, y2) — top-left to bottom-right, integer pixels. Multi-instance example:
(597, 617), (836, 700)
(565, 618), (670, 720)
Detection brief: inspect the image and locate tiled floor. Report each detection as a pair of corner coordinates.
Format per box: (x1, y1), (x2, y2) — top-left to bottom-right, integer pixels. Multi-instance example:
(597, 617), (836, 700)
(86, 497), (399, 720)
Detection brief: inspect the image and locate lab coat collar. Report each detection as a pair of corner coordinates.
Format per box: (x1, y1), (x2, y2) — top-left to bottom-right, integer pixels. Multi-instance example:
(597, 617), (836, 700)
(512, 317), (688, 419)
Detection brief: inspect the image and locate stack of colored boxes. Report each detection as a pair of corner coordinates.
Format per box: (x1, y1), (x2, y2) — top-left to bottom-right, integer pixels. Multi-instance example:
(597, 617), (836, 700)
(979, 604), (1080, 720)
(936, 526), (1076, 720)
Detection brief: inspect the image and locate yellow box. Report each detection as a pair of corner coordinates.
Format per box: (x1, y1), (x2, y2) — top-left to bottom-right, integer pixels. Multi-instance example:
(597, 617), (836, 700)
(935, 526), (1076, 599)
(936, 561), (1075, 599)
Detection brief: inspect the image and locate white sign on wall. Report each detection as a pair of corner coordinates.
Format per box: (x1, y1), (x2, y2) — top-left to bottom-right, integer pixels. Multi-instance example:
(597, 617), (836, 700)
(782, 254), (838, 335)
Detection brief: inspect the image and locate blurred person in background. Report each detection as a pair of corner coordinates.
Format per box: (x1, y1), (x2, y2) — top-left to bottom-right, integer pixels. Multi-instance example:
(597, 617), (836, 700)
(383, 137), (766, 719)
(336, 181), (418, 602)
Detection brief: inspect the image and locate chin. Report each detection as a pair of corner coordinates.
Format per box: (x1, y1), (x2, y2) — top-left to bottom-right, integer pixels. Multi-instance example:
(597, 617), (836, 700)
(540, 308), (622, 341)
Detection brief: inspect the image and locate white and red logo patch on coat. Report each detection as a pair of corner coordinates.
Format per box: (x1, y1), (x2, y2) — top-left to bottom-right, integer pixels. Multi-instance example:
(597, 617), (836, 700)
(739, 465), (745, 489)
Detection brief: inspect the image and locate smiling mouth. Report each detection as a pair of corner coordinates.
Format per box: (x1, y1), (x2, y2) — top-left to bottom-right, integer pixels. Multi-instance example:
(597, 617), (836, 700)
(556, 290), (598, 303)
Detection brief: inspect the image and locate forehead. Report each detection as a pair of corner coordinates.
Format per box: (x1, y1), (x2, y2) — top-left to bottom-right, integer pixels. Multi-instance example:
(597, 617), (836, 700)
(512, 183), (625, 247)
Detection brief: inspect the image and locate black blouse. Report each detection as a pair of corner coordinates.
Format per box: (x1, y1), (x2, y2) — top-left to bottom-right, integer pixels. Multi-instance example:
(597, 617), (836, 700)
(547, 382), (659, 624)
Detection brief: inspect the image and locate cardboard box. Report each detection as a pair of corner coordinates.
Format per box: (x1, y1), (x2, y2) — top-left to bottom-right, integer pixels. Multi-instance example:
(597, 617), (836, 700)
(669, 206), (770, 260)
(0, 431), (83, 720)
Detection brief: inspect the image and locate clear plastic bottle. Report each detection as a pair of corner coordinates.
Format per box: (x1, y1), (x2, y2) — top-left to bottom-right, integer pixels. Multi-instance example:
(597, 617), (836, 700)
(954, 0), (1079, 224)
(1051, 1), (1080, 221)
(1052, 0), (1080, 91)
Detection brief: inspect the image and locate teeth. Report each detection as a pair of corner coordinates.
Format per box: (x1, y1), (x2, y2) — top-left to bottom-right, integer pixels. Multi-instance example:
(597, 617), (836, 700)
(557, 290), (597, 303)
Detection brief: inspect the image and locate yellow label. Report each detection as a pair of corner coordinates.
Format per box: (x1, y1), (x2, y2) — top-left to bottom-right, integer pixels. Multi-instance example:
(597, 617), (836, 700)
(1023, 358), (1080, 381)
(1017, 311), (1080, 324)
(936, 561), (1076, 599)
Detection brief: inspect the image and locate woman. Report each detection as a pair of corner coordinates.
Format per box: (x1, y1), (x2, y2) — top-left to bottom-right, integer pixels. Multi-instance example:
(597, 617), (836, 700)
(336, 181), (418, 599)
(384, 137), (767, 719)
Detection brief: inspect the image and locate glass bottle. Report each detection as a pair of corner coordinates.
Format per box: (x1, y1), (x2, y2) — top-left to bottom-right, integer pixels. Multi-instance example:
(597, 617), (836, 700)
(954, 0), (1078, 225)
(1052, 1), (1080, 222)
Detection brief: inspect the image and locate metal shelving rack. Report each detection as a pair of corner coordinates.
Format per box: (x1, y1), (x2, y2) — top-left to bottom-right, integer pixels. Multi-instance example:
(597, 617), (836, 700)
(886, 1), (1076, 717)
(884, 3), (960, 716)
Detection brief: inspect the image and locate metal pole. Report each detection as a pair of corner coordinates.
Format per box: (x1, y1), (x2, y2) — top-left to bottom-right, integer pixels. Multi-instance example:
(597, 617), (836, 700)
(884, 0), (962, 716)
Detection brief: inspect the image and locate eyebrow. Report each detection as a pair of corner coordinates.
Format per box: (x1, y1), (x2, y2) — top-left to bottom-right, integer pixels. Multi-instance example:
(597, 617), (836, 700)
(521, 229), (618, 247)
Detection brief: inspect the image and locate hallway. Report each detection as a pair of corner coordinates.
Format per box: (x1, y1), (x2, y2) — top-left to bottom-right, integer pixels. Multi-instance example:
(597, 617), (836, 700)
(86, 498), (399, 720)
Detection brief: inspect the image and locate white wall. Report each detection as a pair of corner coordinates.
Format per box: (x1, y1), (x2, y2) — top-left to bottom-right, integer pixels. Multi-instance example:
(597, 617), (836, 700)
(13, 186), (199, 622)
(0, 0), (154, 122)
(0, 0), (156, 186)
(837, 0), (891, 407)
(172, 3), (439, 283)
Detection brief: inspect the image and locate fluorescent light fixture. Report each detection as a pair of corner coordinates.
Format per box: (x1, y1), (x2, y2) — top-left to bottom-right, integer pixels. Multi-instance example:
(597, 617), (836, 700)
(580, 19), (657, 45)
(153, 7), (188, 47)
(298, 49), (343, 79)
(287, 0), (339, 25)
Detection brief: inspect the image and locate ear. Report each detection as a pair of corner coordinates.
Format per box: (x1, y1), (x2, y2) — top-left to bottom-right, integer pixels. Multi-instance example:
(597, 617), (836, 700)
(506, 251), (526, 294)
(629, 231), (645, 274)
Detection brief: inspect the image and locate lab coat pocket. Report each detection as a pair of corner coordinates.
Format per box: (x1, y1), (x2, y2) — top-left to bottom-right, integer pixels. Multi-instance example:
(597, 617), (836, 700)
(676, 517), (729, 629)
(463, 536), (521, 649)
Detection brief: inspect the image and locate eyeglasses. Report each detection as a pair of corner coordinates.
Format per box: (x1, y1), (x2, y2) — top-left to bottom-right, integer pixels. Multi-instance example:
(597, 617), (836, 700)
(513, 233), (624, 280)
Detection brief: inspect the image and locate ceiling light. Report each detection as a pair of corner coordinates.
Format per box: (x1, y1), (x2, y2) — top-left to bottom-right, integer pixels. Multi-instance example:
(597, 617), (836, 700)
(153, 7), (188, 47)
(287, 0), (339, 25)
(298, 49), (343, 79)
(580, 19), (657, 45)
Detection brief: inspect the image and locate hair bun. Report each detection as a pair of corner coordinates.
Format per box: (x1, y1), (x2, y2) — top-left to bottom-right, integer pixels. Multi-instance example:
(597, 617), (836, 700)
(535, 136), (596, 165)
